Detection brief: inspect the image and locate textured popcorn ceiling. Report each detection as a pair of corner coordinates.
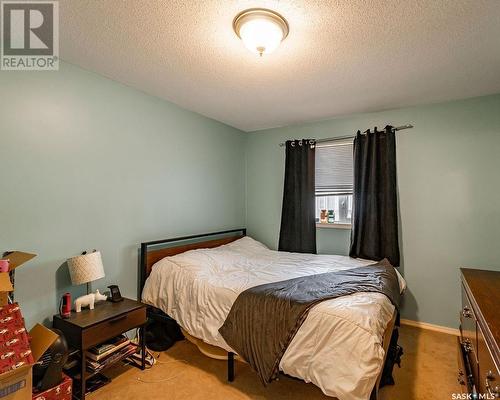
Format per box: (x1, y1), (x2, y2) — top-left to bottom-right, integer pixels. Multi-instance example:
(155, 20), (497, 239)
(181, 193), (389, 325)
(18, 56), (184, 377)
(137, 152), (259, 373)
(59, 0), (500, 131)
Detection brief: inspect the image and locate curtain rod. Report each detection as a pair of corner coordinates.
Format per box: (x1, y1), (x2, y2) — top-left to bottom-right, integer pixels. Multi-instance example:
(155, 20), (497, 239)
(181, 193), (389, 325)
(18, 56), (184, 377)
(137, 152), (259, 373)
(278, 124), (414, 147)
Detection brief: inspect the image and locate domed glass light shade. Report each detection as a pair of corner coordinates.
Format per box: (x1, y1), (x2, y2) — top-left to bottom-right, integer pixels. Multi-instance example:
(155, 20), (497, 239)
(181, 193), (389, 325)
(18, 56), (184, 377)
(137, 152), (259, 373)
(233, 8), (289, 56)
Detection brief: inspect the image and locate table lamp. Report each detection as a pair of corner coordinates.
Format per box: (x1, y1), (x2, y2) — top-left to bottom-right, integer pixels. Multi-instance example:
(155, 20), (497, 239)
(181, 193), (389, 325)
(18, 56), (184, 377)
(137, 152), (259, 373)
(67, 250), (105, 294)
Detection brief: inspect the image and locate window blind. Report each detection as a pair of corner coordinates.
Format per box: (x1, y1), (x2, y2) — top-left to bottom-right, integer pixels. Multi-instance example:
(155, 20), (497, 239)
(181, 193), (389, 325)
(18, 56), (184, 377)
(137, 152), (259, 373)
(315, 138), (354, 196)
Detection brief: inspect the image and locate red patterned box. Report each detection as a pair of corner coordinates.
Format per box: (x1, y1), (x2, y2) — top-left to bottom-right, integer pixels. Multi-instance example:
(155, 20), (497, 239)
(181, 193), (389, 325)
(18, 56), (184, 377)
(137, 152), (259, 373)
(1, 254), (57, 400)
(0, 304), (23, 321)
(32, 374), (72, 400)
(0, 303), (33, 375)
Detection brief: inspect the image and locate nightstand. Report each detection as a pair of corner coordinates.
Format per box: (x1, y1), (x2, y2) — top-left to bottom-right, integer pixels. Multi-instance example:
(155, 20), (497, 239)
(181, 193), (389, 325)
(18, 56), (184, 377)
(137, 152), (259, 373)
(53, 298), (147, 400)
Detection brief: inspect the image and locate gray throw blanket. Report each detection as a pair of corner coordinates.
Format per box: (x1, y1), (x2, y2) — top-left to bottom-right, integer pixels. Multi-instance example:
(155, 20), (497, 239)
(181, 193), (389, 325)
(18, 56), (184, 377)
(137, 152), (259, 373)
(219, 259), (401, 384)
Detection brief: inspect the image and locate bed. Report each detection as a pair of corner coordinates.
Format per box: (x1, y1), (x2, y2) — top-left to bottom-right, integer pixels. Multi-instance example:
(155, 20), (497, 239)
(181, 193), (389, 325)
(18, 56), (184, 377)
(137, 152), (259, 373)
(139, 229), (405, 400)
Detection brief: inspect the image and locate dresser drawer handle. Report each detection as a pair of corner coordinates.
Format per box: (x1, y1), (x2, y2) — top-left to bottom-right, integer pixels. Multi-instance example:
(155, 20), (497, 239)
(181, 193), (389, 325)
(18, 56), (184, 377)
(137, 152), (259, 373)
(108, 315), (127, 324)
(461, 306), (473, 319)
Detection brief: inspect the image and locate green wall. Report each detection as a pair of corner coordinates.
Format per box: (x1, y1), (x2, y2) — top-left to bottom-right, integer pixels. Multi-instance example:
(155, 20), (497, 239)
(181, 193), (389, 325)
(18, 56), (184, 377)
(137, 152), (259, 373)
(246, 94), (500, 328)
(0, 62), (246, 327)
(2, 61), (499, 330)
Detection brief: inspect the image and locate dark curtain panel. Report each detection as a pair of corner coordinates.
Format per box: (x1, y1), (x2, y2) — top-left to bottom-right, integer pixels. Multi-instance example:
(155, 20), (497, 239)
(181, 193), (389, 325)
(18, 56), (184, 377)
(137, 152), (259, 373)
(349, 126), (400, 266)
(278, 139), (317, 254)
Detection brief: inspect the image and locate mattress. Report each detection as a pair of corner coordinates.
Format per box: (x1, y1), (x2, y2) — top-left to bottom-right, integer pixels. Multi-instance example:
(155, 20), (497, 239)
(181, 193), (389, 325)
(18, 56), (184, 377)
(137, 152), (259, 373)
(142, 236), (406, 400)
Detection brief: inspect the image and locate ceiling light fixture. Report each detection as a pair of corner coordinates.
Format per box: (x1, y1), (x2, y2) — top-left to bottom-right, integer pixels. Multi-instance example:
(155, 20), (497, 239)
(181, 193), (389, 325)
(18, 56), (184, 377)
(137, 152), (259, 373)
(233, 8), (289, 57)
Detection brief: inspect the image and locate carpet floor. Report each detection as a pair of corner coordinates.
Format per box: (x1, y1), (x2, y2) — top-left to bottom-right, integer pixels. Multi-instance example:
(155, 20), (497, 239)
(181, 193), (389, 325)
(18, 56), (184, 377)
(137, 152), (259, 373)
(90, 325), (460, 399)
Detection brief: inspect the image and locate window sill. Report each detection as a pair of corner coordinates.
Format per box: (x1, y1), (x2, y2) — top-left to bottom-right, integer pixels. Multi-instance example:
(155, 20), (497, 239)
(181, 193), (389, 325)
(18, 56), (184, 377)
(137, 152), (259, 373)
(316, 223), (351, 230)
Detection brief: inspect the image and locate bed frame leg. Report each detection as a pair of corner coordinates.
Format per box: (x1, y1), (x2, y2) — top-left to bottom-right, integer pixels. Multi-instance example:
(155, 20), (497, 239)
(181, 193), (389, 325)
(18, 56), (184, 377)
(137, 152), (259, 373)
(227, 352), (235, 382)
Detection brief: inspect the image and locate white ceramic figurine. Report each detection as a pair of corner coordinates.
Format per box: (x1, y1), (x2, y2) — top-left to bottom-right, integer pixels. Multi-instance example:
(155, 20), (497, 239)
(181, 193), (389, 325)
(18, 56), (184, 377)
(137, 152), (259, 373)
(74, 289), (107, 312)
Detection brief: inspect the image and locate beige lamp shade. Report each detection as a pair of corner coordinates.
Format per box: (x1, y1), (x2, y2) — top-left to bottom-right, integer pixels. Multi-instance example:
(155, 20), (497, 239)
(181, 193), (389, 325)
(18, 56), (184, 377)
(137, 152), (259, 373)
(67, 251), (105, 285)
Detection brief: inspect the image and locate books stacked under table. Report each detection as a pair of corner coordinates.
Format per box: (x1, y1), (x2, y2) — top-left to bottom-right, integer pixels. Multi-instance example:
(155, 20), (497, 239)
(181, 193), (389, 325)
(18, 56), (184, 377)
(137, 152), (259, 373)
(85, 335), (138, 374)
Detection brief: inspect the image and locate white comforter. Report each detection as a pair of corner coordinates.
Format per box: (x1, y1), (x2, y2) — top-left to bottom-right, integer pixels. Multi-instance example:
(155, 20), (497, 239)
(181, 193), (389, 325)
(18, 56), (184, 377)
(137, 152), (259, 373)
(142, 237), (405, 400)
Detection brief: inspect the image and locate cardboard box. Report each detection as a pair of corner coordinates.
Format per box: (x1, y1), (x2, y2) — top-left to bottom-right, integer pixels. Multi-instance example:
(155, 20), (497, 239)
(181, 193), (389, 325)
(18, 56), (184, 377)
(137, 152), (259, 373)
(0, 252), (36, 306)
(0, 325), (58, 400)
(0, 273), (13, 308)
(0, 253), (37, 272)
(0, 251), (60, 400)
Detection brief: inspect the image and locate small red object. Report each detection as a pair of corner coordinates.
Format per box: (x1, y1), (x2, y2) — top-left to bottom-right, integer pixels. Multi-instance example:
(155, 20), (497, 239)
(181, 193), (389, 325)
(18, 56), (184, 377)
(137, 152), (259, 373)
(59, 293), (71, 319)
(0, 302), (33, 374)
(0, 259), (9, 272)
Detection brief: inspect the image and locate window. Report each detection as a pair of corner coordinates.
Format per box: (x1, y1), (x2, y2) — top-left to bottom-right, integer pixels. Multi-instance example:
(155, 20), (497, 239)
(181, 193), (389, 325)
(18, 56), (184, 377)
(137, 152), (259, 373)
(315, 138), (354, 226)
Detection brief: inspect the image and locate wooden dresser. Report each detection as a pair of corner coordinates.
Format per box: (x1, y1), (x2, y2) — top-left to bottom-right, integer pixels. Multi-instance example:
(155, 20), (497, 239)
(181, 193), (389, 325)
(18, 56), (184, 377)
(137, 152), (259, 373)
(459, 268), (499, 398)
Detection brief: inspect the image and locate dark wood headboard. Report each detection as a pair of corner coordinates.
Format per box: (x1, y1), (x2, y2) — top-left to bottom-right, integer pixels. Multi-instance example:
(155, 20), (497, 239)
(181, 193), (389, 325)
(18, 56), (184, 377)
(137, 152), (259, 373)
(138, 228), (246, 299)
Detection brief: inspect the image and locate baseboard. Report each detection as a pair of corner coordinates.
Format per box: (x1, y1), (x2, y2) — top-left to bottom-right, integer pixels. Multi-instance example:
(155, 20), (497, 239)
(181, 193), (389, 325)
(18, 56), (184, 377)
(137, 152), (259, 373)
(400, 318), (459, 336)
